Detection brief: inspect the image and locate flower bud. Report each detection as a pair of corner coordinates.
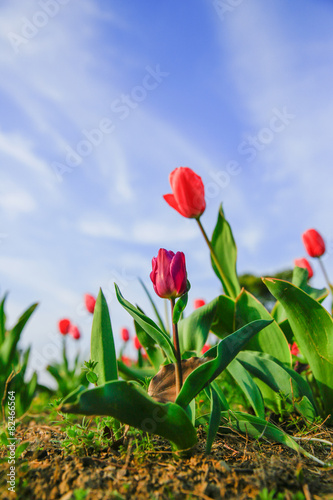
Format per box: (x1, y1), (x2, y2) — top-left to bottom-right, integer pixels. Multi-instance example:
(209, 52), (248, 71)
(163, 167), (206, 219)
(302, 229), (325, 258)
(121, 327), (130, 342)
(69, 325), (81, 340)
(194, 299), (206, 309)
(84, 294), (96, 314)
(150, 248), (188, 299)
(58, 318), (71, 335)
(134, 336), (142, 350)
(294, 258), (313, 279)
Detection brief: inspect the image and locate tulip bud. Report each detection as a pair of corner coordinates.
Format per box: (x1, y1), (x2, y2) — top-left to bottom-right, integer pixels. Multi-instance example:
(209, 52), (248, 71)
(201, 344), (211, 354)
(134, 336), (142, 350)
(58, 318), (71, 335)
(289, 342), (300, 356)
(84, 294), (96, 314)
(194, 298), (206, 309)
(302, 229), (325, 258)
(121, 327), (130, 342)
(150, 248), (188, 299)
(294, 258), (313, 279)
(69, 325), (81, 340)
(163, 167), (206, 219)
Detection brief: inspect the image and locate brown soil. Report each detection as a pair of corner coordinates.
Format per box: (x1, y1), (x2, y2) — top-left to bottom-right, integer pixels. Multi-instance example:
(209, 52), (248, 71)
(1, 422), (333, 500)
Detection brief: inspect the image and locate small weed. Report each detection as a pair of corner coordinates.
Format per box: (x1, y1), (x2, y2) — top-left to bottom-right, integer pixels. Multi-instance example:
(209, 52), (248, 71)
(256, 488), (305, 500)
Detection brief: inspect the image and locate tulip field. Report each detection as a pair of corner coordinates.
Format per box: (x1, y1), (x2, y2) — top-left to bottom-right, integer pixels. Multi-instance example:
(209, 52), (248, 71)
(1, 167), (333, 499)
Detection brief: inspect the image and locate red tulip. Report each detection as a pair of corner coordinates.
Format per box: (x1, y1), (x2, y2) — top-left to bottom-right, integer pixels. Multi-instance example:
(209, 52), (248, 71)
(202, 344), (211, 354)
(134, 336), (142, 350)
(294, 258), (313, 279)
(69, 325), (81, 340)
(289, 342), (300, 357)
(121, 355), (132, 366)
(302, 229), (325, 258)
(194, 299), (206, 309)
(58, 318), (71, 335)
(121, 327), (130, 342)
(163, 167), (206, 219)
(150, 248), (188, 299)
(84, 294), (96, 314)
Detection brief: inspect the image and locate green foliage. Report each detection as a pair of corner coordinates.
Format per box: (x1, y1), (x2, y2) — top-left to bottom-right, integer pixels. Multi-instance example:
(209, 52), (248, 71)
(0, 295), (39, 418)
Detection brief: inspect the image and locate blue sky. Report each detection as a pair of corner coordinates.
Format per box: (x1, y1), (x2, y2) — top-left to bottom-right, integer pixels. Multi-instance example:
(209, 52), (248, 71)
(1, 0), (333, 385)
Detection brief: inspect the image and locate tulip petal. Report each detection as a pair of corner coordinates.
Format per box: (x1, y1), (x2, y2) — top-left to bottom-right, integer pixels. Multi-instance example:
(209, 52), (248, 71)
(163, 194), (186, 217)
(169, 167), (206, 218)
(170, 252), (187, 296)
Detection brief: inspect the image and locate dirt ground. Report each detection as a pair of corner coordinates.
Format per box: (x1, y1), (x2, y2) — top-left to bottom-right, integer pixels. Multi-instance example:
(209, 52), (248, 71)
(1, 421), (333, 500)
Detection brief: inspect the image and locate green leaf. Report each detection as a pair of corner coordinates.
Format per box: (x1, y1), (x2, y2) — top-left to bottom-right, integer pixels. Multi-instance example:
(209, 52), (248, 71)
(271, 267), (328, 323)
(61, 380), (197, 451)
(226, 358), (265, 419)
(173, 293), (188, 324)
(91, 288), (118, 385)
(115, 284), (176, 363)
(0, 293), (8, 344)
(264, 278), (333, 420)
(138, 278), (168, 335)
(210, 295), (235, 339)
(220, 411), (326, 464)
(117, 359), (155, 382)
(134, 320), (165, 371)
(237, 351), (318, 421)
(176, 319), (272, 409)
(210, 204), (241, 298)
(178, 296), (220, 355)
(205, 385), (222, 454)
(0, 302), (38, 371)
(235, 289), (291, 366)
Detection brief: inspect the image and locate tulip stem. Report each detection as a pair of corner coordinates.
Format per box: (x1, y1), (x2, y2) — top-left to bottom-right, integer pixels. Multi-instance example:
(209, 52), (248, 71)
(196, 218), (233, 297)
(170, 298), (183, 396)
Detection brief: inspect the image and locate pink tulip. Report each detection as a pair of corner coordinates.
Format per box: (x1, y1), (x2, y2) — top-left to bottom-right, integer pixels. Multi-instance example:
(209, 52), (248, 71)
(163, 167), (206, 219)
(69, 325), (81, 340)
(150, 248), (188, 299)
(302, 229), (325, 258)
(294, 258), (313, 279)
(289, 342), (300, 356)
(202, 344), (211, 354)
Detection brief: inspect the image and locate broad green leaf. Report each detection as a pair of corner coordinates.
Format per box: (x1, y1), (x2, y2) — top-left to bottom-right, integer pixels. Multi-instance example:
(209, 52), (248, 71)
(91, 289), (118, 385)
(220, 411), (325, 464)
(210, 295), (235, 339)
(210, 204), (241, 298)
(271, 267), (328, 323)
(61, 380), (197, 451)
(264, 278), (333, 419)
(226, 358), (265, 419)
(115, 284), (176, 363)
(134, 320), (165, 371)
(235, 289), (291, 366)
(173, 293), (188, 324)
(237, 351), (318, 421)
(138, 278), (168, 335)
(0, 302), (38, 370)
(176, 319), (272, 409)
(117, 359), (155, 383)
(205, 385), (222, 454)
(211, 381), (230, 411)
(178, 296), (220, 355)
